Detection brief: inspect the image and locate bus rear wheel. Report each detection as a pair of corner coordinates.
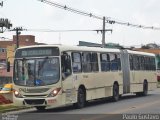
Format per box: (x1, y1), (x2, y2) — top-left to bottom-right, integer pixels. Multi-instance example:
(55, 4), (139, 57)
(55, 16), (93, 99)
(74, 88), (86, 109)
(136, 81), (148, 96)
(35, 106), (46, 111)
(112, 83), (119, 102)
(142, 81), (148, 96)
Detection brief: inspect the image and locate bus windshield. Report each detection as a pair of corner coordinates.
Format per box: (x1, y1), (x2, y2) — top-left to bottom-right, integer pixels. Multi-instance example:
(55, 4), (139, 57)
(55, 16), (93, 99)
(13, 57), (60, 86)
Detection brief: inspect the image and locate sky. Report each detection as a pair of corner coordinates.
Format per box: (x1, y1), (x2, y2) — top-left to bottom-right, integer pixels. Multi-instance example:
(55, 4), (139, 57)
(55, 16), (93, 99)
(0, 0), (160, 47)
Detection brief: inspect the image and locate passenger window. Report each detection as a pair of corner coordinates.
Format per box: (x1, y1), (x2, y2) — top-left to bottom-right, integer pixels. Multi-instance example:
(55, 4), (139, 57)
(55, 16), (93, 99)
(117, 54), (121, 70)
(150, 57), (156, 71)
(100, 53), (110, 71)
(82, 52), (92, 72)
(145, 57), (150, 70)
(72, 52), (82, 73)
(140, 56), (145, 70)
(91, 53), (99, 72)
(129, 55), (134, 70)
(110, 54), (118, 71)
(133, 56), (138, 70)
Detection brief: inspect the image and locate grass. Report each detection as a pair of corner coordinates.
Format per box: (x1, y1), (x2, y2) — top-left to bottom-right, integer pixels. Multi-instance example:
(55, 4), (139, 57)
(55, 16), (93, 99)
(0, 104), (28, 113)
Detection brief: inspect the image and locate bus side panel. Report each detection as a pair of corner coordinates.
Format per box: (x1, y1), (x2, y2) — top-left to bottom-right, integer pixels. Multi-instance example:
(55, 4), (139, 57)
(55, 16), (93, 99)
(146, 71), (157, 91)
(94, 72), (123, 99)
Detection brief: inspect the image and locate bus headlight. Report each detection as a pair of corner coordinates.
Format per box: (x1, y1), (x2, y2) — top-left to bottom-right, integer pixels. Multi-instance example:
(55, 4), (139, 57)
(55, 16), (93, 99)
(48, 88), (61, 97)
(14, 90), (23, 98)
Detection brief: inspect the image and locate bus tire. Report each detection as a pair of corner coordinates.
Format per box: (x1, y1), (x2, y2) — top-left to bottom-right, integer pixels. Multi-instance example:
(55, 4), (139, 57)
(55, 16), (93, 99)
(136, 81), (148, 96)
(74, 88), (86, 109)
(35, 106), (46, 111)
(112, 83), (119, 102)
(142, 81), (148, 96)
(136, 92), (142, 96)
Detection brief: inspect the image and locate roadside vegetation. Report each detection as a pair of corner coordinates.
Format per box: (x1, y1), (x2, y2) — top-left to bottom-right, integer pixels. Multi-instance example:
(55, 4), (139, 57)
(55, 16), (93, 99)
(0, 104), (27, 113)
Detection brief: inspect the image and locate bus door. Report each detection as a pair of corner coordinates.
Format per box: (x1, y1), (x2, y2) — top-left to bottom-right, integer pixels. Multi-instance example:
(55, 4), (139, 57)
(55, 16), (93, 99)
(121, 50), (130, 94)
(61, 52), (76, 104)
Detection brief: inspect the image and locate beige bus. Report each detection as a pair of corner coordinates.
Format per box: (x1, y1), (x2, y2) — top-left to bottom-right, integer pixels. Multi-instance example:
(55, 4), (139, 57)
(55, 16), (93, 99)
(7, 45), (157, 110)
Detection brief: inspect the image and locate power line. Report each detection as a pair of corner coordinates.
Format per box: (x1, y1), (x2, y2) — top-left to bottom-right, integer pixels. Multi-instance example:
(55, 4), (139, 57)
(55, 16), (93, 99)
(38, 0), (160, 30)
(37, 0), (103, 20)
(26, 29), (112, 33)
(114, 21), (160, 30)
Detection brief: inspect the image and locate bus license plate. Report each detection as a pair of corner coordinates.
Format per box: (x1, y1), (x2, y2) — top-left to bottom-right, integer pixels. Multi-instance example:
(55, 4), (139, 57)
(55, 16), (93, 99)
(48, 99), (56, 104)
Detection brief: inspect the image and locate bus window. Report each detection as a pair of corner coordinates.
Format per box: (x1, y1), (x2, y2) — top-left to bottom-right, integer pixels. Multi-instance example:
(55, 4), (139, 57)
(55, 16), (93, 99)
(145, 57), (150, 70)
(100, 53), (110, 71)
(110, 54), (118, 71)
(144, 57), (147, 70)
(36, 58), (60, 85)
(129, 55), (134, 70)
(156, 55), (160, 70)
(140, 56), (145, 70)
(72, 52), (82, 73)
(82, 52), (92, 72)
(117, 54), (121, 70)
(91, 53), (99, 72)
(137, 56), (141, 70)
(133, 55), (138, 70)
(151, 57), (156, 71)
(61, 52), (72, 79)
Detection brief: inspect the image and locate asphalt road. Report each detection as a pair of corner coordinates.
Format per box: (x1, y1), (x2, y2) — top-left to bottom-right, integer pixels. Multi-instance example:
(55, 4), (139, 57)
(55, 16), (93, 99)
(2, 88), (160, 120)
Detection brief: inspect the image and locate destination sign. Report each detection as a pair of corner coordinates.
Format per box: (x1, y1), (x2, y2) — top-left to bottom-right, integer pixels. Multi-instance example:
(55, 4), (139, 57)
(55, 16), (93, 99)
(15, 47), (59, 58)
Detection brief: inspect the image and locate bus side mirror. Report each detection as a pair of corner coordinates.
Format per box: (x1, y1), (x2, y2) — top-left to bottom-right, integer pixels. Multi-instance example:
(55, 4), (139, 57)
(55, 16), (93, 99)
(7, 61), (10, 72)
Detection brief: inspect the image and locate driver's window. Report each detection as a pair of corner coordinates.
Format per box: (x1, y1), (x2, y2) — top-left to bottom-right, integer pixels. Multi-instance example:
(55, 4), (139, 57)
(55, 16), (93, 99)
(61, 52), (72, 80)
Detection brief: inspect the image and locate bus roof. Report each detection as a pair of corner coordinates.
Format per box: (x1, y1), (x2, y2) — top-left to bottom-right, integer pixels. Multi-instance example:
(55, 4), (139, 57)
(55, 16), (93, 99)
(16, 44), (121, 53)
(16, 44), (155, 57)
(126, 50), (155, 57)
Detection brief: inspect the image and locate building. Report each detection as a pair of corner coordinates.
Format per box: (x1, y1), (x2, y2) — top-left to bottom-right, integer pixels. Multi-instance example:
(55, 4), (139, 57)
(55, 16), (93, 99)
(0, 35), (44, 86)
(133, 48), (160, 54)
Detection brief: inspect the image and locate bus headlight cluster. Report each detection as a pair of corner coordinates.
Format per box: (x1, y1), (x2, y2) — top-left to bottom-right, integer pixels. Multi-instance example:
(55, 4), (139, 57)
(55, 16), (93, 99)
(48, 88), (61, 97)
(14, 90), (23, 98)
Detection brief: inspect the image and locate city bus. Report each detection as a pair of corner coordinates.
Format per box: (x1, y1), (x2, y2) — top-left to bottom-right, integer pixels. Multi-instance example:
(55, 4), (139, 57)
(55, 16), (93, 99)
(156, 55), (160, 82)
(7, 45), (157, 110)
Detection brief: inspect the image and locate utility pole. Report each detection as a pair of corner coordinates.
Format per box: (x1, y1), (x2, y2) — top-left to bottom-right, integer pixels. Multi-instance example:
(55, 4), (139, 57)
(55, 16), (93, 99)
(101, 16), (112, 48)
(12, 27), (24, 49)
(102, 17), (106, 48)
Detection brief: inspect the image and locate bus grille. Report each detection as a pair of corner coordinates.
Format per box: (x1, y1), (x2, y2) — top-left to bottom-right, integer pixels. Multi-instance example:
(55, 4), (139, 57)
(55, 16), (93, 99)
(23, 95), (47, 97)
(24, 99), (45, 105)
(21, 88), (50, 93)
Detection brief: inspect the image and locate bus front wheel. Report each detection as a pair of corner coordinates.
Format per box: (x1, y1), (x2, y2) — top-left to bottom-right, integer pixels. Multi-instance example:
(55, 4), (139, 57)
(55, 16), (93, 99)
(74, 88), (86, 109)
